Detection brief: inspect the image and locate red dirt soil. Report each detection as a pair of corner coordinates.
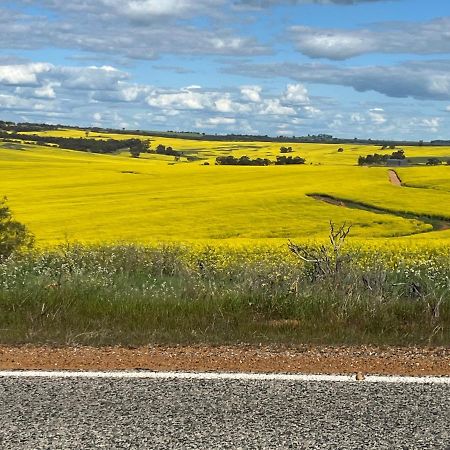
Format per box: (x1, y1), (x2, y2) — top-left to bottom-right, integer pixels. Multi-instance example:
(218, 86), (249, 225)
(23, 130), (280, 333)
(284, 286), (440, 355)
(0, 345), (449, 376)
(388, 169), (402, 186)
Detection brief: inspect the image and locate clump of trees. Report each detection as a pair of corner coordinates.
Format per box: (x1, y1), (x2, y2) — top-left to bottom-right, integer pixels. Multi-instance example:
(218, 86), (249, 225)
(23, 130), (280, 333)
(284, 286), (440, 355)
(426, 158), (442, 166)
(275, 155), (305, 165)
(0, 197), (34, 259)
(358, 149), (406, 165)
(129, 140), (151, 158)
(215, 154), (306, 166)
(215, 155), (271, 166)
(280, 146), (293, 153)
(155, 144), (182, 157)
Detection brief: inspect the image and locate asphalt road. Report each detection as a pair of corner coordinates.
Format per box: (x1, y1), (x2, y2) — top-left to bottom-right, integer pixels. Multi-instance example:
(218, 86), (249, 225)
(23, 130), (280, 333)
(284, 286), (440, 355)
(0, 374), (449, 449)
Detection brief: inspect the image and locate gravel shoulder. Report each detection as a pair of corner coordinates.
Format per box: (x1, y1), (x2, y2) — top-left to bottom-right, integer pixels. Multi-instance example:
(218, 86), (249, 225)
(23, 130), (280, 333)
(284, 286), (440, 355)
(0, 345), (449, 376)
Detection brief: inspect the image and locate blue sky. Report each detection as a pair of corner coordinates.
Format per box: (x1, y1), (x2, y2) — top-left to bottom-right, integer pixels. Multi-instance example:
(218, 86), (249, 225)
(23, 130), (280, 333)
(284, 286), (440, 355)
(0, 0), (449, 139)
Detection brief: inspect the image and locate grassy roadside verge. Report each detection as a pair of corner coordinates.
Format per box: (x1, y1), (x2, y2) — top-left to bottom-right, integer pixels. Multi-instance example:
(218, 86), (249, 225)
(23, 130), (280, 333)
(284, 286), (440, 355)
(0, 243), (449, 347)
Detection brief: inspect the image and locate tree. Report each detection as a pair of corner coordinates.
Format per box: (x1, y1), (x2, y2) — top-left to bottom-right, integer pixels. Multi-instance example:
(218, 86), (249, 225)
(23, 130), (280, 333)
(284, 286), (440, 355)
(0, 197), (34, 258)
(129, 140), (150, 158)
(426, 158), (442, 166)
(129, 144), (142, 158)
(390, 149), (405, 160)
(156, 144), (166, 154)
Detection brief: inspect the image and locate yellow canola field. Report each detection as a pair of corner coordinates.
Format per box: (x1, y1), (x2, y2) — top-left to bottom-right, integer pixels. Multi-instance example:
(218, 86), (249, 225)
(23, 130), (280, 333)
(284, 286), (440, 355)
(1, 132), (450, 246)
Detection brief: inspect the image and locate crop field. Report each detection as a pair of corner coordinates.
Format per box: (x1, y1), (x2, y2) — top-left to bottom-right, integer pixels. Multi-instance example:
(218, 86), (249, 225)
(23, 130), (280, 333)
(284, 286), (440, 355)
(1, 129), (449, 346)
(1, 129), (450, 246)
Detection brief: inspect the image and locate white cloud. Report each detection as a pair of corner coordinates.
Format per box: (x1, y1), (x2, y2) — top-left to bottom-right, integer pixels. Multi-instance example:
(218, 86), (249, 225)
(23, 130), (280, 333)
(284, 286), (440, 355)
(34, 83), (58, 99)
(241, 85), (262, 102)
(259, 99), (296, 115)
(303, 105), (321, 117)
(214, 97), (234, 113)
(0, 63), (52, 86)
(200, 117), (236, 126)
(147, 88), (209, 110)
(368, 108), (386, 125)
(420, 117), (440, 132)
(282, 83), (310, 104)
(0, 4), (269, 61)
(350, 112), (364, 123)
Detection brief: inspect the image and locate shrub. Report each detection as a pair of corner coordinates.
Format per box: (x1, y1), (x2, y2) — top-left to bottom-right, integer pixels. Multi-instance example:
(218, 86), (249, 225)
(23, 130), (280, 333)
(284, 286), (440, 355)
(426, 158), (442, 166)
(275, 155), (305, 165)
(0, 197), (34, 258)
(215, 155), (271, 166)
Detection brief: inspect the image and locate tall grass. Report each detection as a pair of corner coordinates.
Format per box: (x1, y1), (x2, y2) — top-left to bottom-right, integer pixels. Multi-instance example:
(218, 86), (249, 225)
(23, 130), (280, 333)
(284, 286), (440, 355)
(0, 242), (449, 346)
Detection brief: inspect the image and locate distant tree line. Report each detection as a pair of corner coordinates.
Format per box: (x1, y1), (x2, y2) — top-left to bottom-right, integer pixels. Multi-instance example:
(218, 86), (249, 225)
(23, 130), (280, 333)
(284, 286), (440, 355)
(0, 121), (59, 133)
(215, 155), (305, 166)
(3, 119), (450, 147)
(358, 150), (406, 166)
(0, 131), (148, 154)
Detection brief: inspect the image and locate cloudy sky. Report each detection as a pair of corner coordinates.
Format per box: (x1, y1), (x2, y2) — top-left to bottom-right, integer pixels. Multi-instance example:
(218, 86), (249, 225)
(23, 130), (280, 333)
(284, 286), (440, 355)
(1, 0), (449, 139)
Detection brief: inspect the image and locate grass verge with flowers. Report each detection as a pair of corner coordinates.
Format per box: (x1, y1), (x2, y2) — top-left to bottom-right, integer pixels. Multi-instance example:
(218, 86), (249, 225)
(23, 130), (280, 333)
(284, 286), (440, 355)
(1, 237), (449, 346)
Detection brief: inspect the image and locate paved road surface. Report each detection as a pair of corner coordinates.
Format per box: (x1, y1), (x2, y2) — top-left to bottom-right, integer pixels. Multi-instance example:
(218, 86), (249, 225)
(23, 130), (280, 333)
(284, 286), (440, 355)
(0, 373), (449, 449)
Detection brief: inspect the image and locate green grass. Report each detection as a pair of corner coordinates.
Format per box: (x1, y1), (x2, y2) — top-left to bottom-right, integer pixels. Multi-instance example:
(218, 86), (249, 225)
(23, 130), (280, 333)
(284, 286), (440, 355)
(1, 243), (448, 346)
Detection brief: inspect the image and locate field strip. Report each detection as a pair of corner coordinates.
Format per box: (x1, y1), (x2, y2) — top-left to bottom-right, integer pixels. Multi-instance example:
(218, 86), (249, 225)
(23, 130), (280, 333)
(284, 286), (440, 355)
(307, 193), (450, 232)
(0, 370), (449, 384)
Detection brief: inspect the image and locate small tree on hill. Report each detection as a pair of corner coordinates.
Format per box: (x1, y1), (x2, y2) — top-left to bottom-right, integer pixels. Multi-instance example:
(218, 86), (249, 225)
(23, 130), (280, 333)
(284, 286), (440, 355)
(129, 144), (142, 158)
(0, 197), (34, 259)
(129, 140), (149, 158)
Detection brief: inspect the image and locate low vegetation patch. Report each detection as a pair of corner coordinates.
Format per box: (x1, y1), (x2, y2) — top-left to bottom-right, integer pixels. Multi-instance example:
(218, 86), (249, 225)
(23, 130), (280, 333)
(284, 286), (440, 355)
(215, 155), (305, 166)
(0, 226), (448, 347)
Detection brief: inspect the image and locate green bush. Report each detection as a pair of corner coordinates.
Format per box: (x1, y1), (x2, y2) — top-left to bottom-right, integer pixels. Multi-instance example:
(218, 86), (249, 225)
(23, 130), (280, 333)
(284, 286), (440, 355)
(0, 197), (34, 258)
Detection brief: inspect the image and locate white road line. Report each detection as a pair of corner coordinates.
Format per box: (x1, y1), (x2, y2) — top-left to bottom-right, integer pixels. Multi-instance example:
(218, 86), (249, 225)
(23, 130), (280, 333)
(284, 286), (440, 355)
(0, 371), (449, 384)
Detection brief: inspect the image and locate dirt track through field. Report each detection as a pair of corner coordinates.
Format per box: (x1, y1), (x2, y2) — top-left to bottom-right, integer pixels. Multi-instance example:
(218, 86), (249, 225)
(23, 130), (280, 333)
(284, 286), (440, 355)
(0, 345), (449, 376)
(308, 187), (450, 234)
(388, 169), (402, 186)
